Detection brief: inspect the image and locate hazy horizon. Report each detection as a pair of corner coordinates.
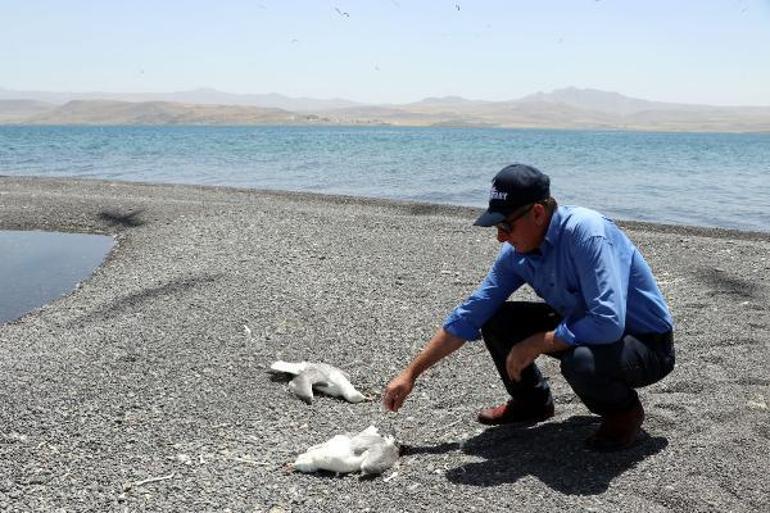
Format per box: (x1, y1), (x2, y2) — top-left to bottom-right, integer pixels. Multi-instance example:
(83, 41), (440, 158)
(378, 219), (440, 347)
(3, 1), (770, 107)
(3, 84), (770, 109)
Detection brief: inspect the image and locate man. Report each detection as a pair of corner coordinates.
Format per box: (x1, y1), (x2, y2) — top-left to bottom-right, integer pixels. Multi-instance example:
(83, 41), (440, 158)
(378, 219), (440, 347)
(383, 163), (675, 451)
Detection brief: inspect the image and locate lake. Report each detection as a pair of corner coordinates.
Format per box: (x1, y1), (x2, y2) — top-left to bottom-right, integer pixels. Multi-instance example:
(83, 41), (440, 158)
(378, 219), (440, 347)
(1, 125), (768, 231)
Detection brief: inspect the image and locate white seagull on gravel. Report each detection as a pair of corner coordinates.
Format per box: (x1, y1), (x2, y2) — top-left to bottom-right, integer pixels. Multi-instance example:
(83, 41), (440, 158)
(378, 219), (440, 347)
(293, 425), (399, 475)
(269, 360), (366, 404)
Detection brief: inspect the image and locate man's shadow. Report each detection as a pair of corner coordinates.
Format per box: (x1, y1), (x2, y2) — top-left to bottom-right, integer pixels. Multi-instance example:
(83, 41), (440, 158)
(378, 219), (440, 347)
(404, 416), (667, 495)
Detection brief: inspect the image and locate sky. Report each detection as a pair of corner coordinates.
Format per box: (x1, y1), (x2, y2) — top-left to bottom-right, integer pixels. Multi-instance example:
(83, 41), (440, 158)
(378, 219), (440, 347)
(2, 0), (770, 105)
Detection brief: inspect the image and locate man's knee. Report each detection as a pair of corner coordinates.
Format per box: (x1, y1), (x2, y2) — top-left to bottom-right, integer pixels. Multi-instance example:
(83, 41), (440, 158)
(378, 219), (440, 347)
(560, 346), (596, 387)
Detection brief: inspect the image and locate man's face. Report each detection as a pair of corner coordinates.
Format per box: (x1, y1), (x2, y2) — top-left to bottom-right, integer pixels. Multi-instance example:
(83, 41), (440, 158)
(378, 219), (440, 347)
(495, 203), (548, 253)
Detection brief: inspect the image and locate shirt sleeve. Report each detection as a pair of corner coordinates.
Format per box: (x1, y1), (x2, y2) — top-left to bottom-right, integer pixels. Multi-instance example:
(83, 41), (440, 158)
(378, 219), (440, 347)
(443, 246), (524, 341)
(554, 234), (627, 345)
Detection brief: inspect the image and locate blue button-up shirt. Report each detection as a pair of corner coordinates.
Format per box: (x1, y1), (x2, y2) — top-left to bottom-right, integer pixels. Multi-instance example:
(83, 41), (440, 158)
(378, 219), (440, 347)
(444, 206), (673, 345)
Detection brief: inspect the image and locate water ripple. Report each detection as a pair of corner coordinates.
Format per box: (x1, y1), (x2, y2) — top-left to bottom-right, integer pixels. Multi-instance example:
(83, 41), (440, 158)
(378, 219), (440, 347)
(1, 125), (768, 232)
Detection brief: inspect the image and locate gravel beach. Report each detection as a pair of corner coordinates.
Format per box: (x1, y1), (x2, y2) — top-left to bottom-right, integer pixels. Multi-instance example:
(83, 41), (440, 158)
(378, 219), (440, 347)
(1, 176), (768, 513)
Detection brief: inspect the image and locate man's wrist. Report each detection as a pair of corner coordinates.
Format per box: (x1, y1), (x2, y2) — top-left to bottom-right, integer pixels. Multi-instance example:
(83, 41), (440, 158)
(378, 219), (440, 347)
(402, 366), (419, 382)
(524, 333), (547, 358)
(543, 331), (569, 353)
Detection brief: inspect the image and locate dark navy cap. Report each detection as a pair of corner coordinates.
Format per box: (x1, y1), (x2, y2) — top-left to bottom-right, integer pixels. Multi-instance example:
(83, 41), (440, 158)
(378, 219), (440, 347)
(474, 164), (551, 226)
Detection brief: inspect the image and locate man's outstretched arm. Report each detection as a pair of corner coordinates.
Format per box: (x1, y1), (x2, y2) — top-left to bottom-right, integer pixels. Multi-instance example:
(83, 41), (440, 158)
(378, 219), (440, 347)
(382, 328), (465, 412)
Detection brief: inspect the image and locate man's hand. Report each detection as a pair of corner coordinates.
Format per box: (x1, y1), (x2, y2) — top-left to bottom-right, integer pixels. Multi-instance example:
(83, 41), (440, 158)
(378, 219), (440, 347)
(506, 331), (570, 381)
(505, 337), (542, 382)
(381, 328), (466, 413)
(382, 372), (415, 412)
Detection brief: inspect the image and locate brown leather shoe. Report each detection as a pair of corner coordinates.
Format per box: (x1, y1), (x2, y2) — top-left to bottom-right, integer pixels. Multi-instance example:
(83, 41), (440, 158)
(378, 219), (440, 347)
(477, 399), (555, 426)
(585, 400), (645, 452)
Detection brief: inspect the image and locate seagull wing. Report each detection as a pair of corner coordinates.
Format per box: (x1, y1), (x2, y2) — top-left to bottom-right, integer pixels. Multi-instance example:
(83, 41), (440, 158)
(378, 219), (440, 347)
(289, 367), (334, 404)
(361, 439), (399, 475)
(295, 434), (364, 473)
(270, 360), (308, 375)
(314, 363), (366, 403)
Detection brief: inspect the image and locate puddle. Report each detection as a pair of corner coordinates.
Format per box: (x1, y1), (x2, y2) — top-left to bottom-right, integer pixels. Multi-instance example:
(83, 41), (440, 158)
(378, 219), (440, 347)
(0, 230), (114, 325)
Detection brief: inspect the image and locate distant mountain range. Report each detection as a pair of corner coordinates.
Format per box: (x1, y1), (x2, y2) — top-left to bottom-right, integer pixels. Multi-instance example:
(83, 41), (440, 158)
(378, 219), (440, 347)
(0, 87), (360, 112)
(1, 87), (769, 132)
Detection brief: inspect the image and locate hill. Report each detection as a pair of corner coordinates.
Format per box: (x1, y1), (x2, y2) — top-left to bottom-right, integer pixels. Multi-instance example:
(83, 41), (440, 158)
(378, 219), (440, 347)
(22, 100), (327, 125)
(0, 87), (360, 112)
(3, 87), (769, 131)
(0, 99), (57, 122)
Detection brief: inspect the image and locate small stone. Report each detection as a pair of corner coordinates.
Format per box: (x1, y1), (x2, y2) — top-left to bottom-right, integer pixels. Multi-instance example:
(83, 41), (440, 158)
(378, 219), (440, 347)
(4, 432), (28, 443)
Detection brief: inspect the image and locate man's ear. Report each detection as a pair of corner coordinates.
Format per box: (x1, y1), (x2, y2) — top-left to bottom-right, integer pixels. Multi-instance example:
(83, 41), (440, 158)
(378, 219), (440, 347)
(532, 203), (547, 225)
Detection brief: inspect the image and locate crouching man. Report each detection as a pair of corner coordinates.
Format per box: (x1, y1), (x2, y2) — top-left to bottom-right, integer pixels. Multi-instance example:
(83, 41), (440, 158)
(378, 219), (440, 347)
(383, 164), (675, 451)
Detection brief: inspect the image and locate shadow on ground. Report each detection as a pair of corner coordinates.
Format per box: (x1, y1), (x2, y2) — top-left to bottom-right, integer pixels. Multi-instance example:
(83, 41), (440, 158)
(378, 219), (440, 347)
(694, 266), (765, 299)
(71, 273), (222, 325)
(410, 416), (668, 495)
(98, 208), (146, 227)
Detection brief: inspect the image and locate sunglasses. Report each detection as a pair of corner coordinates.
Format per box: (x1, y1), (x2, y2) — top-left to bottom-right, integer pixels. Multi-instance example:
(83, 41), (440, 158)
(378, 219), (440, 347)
(495, 203), (534, 233)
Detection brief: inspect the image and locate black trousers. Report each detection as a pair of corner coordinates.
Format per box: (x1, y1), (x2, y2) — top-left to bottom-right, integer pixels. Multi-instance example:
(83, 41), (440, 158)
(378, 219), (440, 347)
(481, 302), (675, 415)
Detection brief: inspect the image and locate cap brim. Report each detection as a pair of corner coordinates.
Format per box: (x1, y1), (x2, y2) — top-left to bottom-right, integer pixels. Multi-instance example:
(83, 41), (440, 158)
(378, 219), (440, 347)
(474, 210), (507, 227)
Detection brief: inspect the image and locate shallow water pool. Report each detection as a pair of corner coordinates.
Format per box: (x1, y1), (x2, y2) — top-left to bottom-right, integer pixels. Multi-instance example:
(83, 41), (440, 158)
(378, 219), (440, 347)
(0, 230), (114, 325)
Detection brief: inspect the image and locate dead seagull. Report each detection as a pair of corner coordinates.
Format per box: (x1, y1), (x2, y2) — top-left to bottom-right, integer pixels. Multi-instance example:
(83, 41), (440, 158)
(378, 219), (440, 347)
(294, 425), (399, 475)
(269, 361), (366, 404)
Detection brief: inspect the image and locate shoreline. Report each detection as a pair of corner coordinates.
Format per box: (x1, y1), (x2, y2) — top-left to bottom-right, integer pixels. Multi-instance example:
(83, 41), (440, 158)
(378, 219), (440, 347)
(0, 175), (768, 512)
(3, 122), (770, 134)
(3, 174), (768, 242)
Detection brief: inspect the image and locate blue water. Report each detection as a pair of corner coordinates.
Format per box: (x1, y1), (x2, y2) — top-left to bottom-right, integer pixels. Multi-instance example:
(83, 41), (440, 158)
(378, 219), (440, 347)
(1, 125), (768, 232)
(0, 230), (114, 324)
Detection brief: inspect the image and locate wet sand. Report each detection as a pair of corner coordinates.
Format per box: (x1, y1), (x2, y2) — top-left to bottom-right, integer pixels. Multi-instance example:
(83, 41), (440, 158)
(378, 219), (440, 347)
(1, 176), (768, 512)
